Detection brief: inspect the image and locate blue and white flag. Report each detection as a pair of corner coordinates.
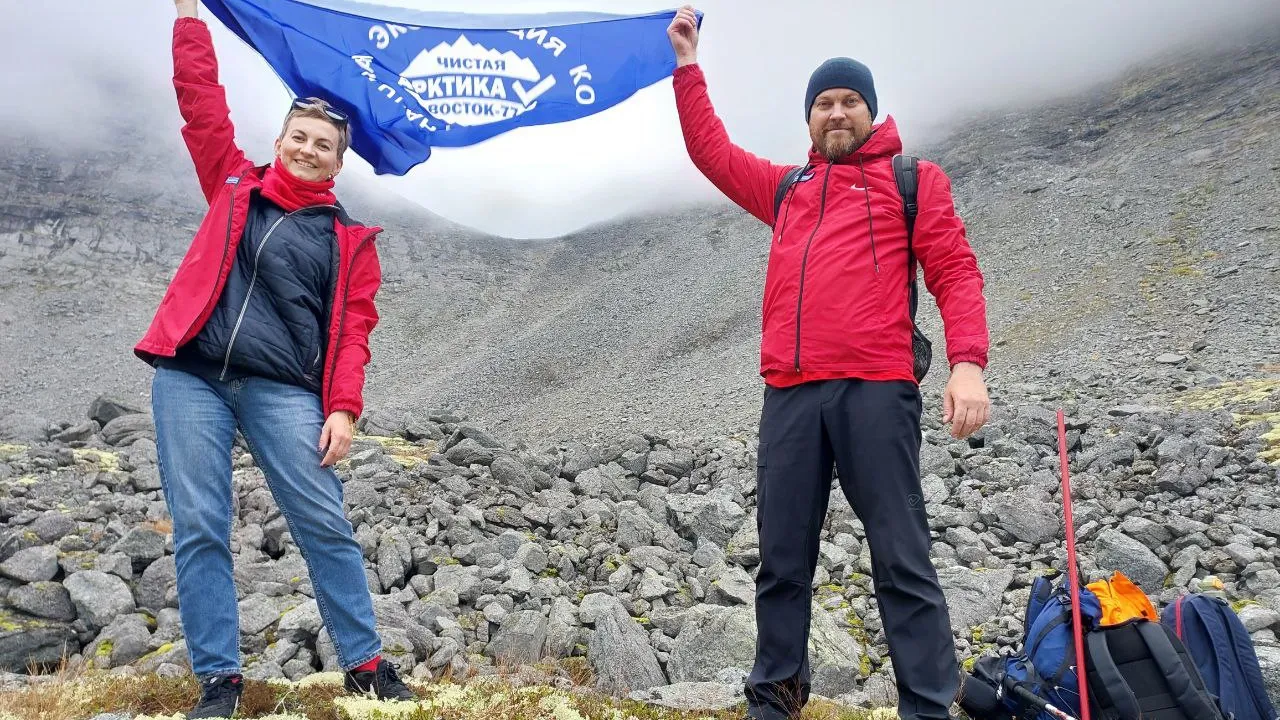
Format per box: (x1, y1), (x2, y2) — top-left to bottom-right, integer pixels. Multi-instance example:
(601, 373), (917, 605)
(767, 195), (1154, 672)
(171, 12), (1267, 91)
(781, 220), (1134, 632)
(200, 0), (696, 175)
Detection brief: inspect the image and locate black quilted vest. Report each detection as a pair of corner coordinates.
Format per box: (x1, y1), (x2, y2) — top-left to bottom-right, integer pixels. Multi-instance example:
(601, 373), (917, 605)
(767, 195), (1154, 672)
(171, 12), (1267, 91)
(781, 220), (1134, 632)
(161, 192), (338, 394)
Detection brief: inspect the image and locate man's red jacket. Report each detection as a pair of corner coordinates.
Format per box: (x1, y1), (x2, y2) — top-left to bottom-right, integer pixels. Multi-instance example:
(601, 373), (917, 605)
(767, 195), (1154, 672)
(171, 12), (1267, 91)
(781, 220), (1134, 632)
(674, 64), (989, 388)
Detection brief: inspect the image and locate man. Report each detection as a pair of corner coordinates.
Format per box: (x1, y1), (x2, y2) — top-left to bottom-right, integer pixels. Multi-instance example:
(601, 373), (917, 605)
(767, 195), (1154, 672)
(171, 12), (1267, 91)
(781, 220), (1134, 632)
(666, 7), (992, 720)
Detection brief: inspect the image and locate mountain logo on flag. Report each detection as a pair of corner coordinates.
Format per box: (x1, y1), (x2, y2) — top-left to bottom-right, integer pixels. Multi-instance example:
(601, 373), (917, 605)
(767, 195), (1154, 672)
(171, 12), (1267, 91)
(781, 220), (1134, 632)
(396, 35), (554, 127)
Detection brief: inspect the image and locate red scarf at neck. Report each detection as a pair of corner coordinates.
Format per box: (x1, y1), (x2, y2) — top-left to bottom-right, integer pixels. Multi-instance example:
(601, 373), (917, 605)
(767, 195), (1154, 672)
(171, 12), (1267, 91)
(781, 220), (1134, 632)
(261, 158), (337, 212)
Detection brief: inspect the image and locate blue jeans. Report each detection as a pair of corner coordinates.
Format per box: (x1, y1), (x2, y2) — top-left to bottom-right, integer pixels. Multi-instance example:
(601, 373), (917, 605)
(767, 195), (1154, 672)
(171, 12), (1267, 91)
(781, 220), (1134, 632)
(152, 366), (381, 678)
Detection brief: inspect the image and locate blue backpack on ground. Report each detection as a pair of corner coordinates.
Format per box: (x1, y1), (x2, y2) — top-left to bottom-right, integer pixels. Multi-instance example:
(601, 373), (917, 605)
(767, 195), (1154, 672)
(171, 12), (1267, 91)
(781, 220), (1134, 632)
(961, 573), (1103, 720)
(1002, 574), (1103, 720)
(956, 574), (1105, 720)
(1162, 593), (1280, 720)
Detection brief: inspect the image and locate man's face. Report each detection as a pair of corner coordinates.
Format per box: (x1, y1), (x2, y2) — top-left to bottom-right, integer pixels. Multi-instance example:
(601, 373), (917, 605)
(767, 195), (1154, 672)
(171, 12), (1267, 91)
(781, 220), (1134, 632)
(808, 88), (873, 161)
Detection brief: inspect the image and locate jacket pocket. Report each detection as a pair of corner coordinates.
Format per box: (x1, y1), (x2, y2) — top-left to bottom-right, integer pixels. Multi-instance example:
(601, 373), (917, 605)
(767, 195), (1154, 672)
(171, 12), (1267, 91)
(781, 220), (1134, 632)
(853, 269), (893, 335)
(301, 327), (324, 385)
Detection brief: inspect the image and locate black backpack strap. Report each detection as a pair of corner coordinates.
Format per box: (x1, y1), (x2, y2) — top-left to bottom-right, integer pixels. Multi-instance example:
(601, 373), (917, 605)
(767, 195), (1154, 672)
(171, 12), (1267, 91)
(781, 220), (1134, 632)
(1136, 621), (1225, 720)
(1087, 630), (1144, 720)
(1024, 576), (1052, 643)
(892, 153), (920, 318)
(772, 165), (806, 227)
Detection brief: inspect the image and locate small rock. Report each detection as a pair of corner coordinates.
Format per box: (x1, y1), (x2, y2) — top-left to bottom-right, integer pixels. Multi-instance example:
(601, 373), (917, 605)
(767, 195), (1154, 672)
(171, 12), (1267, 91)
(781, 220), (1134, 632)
(0, 545), (59, 583)
(88, 396), (145, 427)
(487, 610), (548, 666)
(7, 582), (76, 621)
(64, 571), (137, 631)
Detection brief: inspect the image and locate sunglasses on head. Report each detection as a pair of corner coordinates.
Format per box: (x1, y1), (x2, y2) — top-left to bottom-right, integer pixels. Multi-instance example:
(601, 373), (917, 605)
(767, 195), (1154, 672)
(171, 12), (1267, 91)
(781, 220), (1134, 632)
(291, 97), (349, 126)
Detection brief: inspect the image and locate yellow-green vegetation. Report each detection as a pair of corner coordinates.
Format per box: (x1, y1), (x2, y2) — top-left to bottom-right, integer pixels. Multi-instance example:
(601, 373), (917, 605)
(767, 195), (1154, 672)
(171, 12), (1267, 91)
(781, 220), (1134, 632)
(0, 444), (27, 462)
(843, 611), (873, 675)
(1252, 421), (1280, 465)
(961, 641), (999, 674)
(0, 665), (893, 720)
(0, 612), (24, 633)
(358, 436), (438, 468)
(71, 448), (120, 472)
(1174, 378), (1280, 464)
(1140, 232), (1202, 299)
(0, 609), (54, 633)
(1137, 178), (1222, 299)
(554, 657), (594, 687)
(994, 263), (1112, 351)
(57, 551), (98, 572)
(136, 643), (176, 665)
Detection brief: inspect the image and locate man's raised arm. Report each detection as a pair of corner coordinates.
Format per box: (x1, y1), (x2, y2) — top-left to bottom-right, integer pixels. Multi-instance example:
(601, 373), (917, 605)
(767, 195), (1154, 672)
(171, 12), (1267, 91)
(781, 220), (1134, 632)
(668, 6), (791, 227)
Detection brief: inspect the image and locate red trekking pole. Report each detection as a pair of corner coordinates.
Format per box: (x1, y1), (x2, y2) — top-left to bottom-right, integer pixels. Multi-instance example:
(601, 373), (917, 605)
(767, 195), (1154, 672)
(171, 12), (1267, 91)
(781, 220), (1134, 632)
(1058, 409), (1090, 720)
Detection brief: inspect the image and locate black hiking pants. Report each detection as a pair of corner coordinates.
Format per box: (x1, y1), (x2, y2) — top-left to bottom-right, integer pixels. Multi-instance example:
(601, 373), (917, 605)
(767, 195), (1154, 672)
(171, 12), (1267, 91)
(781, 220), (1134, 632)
(745, 378), (959, 720)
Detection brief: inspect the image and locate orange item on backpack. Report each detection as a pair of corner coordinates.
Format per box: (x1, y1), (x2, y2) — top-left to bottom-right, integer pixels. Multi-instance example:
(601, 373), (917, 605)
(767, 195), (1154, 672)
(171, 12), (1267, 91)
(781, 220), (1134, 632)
(1088, 571), (1158, 626)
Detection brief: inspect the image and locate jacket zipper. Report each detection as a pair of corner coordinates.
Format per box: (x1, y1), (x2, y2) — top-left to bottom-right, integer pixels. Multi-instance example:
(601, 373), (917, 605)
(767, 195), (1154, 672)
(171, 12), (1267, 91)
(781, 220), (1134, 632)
(793, 164), (833, 372)
(323, 230), (379, 411)
(218, 205), (337, 381)
(182, 169), (252, 347)
(219, 212), (291, 380)
(858, 156), (881, 273)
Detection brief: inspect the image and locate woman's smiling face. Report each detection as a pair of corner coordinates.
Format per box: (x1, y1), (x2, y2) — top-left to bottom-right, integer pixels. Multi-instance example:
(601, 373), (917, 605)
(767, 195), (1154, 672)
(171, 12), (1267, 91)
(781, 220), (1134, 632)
(275, 115), (343, 182)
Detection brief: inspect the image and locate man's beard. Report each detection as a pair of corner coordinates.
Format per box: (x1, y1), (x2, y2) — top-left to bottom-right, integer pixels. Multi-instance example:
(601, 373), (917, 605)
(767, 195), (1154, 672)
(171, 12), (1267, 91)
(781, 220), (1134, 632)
(819, 127), (869, 161)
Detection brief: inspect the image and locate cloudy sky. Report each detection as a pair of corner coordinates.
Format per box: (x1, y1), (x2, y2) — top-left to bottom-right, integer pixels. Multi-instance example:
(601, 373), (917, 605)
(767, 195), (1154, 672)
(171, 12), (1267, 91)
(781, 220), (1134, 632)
(2, 0), (1276, 238)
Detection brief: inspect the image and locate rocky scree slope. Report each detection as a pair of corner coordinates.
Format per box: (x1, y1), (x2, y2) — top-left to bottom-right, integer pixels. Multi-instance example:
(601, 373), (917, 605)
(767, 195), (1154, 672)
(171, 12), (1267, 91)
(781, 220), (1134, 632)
(0, 377), (1278, 709)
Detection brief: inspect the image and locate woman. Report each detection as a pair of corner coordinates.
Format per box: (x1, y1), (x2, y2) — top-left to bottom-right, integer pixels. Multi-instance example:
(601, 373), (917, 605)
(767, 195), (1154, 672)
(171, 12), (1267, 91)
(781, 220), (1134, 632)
(133, 1), (415, 716)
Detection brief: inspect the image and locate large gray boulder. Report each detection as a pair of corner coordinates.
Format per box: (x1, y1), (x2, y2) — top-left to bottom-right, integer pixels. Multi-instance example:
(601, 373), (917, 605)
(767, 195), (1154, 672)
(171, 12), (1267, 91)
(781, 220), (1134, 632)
(487, 609), (548, 666)
(7, 582), (76, 621)
(64, 570), (136, 631)
(667, 604), (861, 698)
(1093, 530), (1168, 593)
(589, 598), (667, 694)
(0, 545), (59, 583)
(0, 614), (77, 671)
(937, 566), (1017, 634)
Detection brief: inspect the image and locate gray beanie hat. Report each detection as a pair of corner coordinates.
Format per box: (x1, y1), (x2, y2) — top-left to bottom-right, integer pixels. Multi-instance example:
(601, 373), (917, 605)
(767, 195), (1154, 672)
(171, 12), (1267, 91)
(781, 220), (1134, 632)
(805, 57), (877, 121)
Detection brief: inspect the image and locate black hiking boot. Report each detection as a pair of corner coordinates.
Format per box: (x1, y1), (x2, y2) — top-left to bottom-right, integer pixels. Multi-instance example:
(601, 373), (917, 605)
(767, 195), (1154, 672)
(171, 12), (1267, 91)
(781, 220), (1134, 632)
(187, 673), (243, 718)
(344, 658), (417, 701)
